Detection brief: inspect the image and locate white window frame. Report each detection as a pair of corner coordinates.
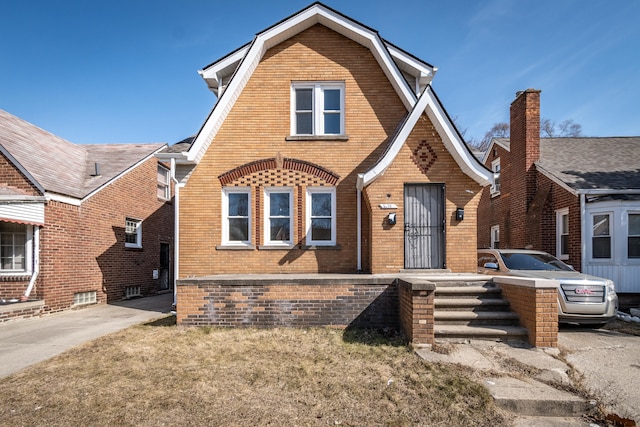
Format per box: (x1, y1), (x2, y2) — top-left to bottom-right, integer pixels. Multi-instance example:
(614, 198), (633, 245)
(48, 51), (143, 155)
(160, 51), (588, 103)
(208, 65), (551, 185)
(264, 187), (293, 246)
(306, 187), (336, 246)
(125, 218), (142, 248)
(556, 208), (569, 260)
(490, 224), (500, 249)
(291, 82), (345, 136)
(222, 187), (252, 246)
(157, 164), (170, 201)
(490, 158), (501, 196)
(628, 211), (640, 259)
(590, 212), (612, 260)
(0, 222), (32, 273)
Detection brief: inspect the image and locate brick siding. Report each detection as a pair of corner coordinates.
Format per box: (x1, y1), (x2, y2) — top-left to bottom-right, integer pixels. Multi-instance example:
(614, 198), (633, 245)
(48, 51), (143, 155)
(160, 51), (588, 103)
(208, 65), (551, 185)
(177, 277), (399, 330)
(30, 157), (174, 313)
(179, 24), (483, 276)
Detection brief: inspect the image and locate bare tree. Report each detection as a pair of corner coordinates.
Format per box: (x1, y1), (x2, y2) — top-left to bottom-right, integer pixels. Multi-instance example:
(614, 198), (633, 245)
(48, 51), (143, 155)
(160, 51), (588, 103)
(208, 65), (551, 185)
(477, 122), (509, 151)
(475, 118), (583, 150)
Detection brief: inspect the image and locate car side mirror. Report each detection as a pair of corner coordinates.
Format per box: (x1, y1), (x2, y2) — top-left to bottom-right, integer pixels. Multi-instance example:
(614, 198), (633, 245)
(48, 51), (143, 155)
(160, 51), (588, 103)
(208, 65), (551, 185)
(483, 262), (499, 270)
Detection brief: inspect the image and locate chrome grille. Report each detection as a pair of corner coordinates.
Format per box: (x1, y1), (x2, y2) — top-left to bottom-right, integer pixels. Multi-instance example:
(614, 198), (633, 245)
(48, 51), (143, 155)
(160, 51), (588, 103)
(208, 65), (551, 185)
(560, 283), (605, 303)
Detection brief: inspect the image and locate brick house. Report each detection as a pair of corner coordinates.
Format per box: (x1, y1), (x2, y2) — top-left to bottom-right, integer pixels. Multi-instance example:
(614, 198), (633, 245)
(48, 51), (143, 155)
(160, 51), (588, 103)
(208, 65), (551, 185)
(0, 109), (174, 321)
(477, 89), (640, 304)
(160, 3), (494, 327)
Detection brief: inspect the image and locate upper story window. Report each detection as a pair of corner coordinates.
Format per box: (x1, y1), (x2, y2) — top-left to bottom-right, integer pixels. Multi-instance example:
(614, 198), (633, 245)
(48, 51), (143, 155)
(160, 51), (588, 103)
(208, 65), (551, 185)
(592, 213), (611, 259)
(157, 164), (170, 201)
(222, 188), (251, 245)
(490, 158), (501, 196)
(306, 187), (336, 246)
(0, 222), (27, 271)
(628, 213), (640, 259)
(125, 218), (142, 248)
(291, 82), (345, 136)
(264, 188), (293, 245)
(556, 208), (569, 260)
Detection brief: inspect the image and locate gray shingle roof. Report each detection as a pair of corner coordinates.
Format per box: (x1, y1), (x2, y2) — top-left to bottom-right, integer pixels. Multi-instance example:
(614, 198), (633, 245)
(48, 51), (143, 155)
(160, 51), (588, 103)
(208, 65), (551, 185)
(0, 109), (165, 199)
(537, 137), (640, 190)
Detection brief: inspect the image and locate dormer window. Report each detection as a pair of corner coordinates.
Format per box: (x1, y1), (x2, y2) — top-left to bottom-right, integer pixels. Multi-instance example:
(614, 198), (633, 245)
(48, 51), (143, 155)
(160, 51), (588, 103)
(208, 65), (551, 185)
(491, 158), (501, 196)
(291, 82), (345, 136)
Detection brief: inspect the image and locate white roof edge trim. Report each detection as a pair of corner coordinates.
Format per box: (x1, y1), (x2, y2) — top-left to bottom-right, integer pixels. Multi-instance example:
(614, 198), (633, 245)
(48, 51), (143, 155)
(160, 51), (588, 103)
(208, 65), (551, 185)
(362, 87), (492, 188)
(0, 144), (45, 195)
(480, 138), (510, 163)
(188, 3), (419, 164)
(534, 163), (580, 196)
(83, 148), (165, 203)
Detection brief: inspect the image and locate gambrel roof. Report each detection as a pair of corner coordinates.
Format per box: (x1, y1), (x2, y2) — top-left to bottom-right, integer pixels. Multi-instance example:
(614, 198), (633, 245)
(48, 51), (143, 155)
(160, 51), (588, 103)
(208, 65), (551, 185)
(182, 2), (491, 186)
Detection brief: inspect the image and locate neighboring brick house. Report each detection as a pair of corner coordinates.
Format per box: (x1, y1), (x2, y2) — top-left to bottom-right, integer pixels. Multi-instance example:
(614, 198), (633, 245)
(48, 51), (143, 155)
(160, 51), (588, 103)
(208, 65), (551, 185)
(477, 89), (640, 301)
(159, 3), (493, 326)
(0, 109), (174, 321)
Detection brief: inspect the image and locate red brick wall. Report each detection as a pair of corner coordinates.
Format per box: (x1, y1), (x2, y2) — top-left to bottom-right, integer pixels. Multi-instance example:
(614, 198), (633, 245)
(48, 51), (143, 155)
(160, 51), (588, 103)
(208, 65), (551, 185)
(180, 24), (482, 276)
(38, 157), (174, 312)
(0, 151), (42, 196)
(398, 279), (435, 345)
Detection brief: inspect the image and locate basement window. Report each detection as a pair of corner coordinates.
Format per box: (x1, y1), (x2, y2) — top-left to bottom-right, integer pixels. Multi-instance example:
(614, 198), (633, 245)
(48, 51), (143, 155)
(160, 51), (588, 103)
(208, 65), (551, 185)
(73, 291), (97, 306)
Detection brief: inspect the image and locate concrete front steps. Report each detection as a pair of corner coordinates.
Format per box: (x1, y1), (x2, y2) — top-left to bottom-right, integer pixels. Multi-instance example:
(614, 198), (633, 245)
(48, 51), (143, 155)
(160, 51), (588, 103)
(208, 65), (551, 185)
(434, 281), (528, 342)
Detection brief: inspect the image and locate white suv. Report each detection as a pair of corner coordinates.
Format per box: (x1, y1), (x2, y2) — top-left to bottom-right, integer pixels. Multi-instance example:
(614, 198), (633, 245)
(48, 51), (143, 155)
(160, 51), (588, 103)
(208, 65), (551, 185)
(478, 249), (618, 327)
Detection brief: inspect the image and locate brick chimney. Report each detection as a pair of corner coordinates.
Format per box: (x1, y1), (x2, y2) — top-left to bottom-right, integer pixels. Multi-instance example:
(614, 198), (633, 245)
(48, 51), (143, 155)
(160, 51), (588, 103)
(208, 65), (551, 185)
(509, 89), (541, 248)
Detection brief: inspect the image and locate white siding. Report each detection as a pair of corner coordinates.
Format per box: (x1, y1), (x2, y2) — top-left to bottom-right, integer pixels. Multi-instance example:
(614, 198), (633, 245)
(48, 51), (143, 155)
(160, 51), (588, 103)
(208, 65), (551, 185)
(584, 199), (640, 293)
(0, 202), (45, 225)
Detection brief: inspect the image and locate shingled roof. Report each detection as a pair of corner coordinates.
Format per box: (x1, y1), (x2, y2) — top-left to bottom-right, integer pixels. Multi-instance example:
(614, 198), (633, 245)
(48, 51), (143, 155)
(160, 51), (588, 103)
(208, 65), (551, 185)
(0, 109), (166, 199)
(537, 137), (640, 191)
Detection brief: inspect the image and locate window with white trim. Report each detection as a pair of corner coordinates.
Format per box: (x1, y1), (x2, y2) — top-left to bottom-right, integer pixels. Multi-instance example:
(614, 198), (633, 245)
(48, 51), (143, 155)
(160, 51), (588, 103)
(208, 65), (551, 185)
(628, 213), (640, 259)
(157, 164), (170, 201)
(291, 82), (345, 136)
(222, 188), (251, 245)
(490, 225), (500, 249)
(306, 187), (336, 246)
(264, 188), (293, 245)
(556, 208), (569, 260)
(490, 158), (501, 196)
(0, 222), (27, 271)
(125, 218), (142, 248)
(592, 213), (611, 259)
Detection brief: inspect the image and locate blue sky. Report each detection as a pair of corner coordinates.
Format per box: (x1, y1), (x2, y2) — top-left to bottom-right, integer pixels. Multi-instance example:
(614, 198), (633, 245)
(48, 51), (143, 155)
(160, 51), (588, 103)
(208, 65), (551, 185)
(1, 0), (639, 145)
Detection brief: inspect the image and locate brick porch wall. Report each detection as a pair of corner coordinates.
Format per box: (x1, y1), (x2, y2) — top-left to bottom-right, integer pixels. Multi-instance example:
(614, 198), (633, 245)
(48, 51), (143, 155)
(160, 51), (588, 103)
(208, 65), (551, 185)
(494, 276), (558, 347)
(177, 276), (399, 329)
(397, 279), (435, 346)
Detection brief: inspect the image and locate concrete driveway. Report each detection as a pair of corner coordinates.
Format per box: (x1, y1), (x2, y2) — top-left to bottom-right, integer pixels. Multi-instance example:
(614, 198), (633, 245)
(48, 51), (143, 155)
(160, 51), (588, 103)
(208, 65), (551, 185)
(559, 325), (640, 423)
(0, 293), (173, 379)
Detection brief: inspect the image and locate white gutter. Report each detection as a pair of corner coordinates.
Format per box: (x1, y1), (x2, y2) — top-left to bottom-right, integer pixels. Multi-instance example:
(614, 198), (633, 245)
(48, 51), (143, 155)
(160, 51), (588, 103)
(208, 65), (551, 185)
(21, 226), (40, 301)
(577, 189), (640, 195)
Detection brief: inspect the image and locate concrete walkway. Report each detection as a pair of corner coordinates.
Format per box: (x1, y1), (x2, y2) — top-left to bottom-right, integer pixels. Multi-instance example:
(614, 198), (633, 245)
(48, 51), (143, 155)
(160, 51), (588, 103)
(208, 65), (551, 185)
(417, 327), (640, 425)
(0, 293), (173, 379)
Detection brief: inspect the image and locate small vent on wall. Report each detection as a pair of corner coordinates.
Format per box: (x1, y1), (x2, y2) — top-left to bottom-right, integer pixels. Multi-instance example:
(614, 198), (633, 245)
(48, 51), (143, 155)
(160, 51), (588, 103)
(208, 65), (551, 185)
(125, 286), (141, 299)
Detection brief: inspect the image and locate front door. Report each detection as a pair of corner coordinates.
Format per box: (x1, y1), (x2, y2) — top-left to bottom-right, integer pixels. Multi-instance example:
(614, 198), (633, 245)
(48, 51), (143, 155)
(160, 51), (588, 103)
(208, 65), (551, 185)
(404, 184), (445, 269)
(159, 243), (170, 290)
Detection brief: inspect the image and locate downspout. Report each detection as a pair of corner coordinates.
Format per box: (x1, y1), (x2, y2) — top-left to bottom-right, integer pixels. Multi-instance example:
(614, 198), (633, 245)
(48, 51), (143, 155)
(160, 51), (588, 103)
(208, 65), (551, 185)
(580, 193), (586, 273)
(170, 158), (180, 310)
(21, 226), (40, 301)
(356, 174), (364, 272)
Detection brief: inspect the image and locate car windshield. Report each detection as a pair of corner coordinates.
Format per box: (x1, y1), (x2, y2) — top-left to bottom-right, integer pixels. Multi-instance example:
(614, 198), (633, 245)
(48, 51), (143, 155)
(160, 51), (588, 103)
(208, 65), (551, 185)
(500, 252), (573, 271)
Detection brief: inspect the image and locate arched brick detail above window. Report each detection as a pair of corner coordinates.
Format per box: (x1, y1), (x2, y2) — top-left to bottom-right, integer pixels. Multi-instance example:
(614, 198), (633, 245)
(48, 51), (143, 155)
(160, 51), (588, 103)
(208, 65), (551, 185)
(218, 157), (340, 186)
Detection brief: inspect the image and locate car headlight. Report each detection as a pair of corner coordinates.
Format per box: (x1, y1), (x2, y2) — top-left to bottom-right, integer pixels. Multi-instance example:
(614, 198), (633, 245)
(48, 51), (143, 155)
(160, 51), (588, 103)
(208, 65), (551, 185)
(605, 279), (616, 294)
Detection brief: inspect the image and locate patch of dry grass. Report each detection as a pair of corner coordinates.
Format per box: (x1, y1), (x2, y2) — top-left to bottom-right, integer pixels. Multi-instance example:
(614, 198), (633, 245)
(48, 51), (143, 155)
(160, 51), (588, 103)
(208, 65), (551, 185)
(0, 317), (508, 426)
